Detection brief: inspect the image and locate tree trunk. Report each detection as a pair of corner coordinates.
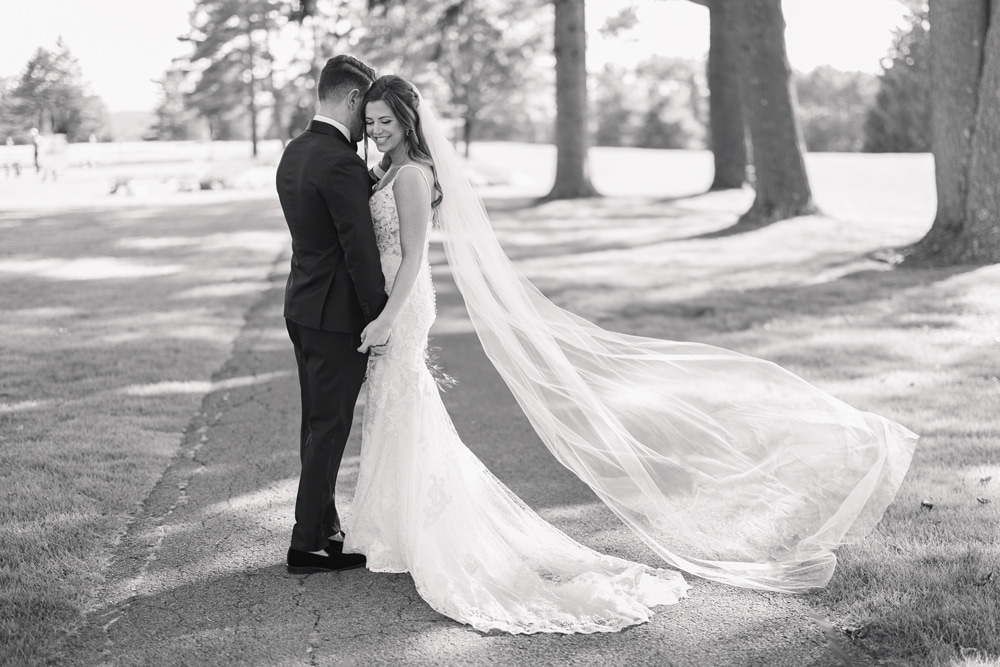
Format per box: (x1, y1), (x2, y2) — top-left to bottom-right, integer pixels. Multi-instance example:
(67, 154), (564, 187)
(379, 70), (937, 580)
(247, 37), (259, 158)
(545, 0), (599, 200)
(909, 0), (997, 264)
(464, 116), (473, 159)
(706, 0), (746, 190)
(732, 0), (816, 225)
(249, 75), (258, 158)
(962, 5), (1000, 262)
(265, 32), (288, 145)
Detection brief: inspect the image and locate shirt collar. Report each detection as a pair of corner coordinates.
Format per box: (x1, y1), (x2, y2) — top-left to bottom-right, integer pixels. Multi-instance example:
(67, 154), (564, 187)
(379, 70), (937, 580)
(313, 115), (351, 142)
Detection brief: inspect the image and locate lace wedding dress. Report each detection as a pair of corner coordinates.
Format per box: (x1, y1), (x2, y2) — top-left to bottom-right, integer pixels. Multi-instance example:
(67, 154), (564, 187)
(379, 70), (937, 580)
(344, 166), (689, 634)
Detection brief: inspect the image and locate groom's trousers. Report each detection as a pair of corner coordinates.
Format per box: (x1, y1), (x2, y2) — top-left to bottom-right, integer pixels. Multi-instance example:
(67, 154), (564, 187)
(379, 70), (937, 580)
(286, 320), (368, 553)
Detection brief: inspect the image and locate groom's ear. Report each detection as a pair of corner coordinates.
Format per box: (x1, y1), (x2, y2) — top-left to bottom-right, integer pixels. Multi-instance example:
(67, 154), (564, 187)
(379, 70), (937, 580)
(346, 88), (361, 110)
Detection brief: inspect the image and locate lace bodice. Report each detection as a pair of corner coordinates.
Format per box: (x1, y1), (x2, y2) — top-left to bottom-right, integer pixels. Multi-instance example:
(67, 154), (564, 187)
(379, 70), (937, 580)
(367, 172), (437, 364)
(369, 184), (403, 287)
(369, 169), (433, 292)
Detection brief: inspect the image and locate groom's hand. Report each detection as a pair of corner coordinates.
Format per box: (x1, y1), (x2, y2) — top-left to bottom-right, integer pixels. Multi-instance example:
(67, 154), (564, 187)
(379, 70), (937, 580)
(359, 318), (392, 355)
(369, 153), (393, 186)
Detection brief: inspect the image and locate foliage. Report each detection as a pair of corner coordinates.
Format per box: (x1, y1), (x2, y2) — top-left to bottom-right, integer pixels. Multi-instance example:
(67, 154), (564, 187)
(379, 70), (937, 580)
(594, 58), (879, 154)
(0, 39), (107, 142)
(163, 0), (548, 151)
(0, 77), (18, 141)
(594, 57), (707, 149)
(180, 0), (286, 148)
(149, 67), (204, 141)
(429, 0), (547, 151)
(277, 0), (369, 139)
(795, 67), (878, 152)
(637, 56), (707, 149)
(362, 0), (550, 151)
(599, 5), (639, 38)
(863, 4), (931, 152)
(593, 64), (635, 147)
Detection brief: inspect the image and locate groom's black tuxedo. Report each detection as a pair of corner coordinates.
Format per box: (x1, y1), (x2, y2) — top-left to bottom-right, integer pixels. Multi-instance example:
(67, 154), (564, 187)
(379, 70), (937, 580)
(276, 119), (387, 553)
(278, 119), (386, 332)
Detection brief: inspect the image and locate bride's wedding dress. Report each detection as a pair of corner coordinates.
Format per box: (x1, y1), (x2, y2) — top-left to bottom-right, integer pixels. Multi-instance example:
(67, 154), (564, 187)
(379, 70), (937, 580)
(345, 100), (916, 633)
(345, 167), (689, 634)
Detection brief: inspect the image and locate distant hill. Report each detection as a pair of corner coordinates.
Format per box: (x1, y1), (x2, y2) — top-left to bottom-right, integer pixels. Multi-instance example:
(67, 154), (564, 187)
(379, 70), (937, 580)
(108, 111), (155, 142)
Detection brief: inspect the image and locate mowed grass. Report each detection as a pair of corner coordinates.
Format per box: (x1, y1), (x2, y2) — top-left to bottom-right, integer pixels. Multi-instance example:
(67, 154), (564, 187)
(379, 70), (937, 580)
(1, 142), (998, 666)
(0, 166), (288, 665)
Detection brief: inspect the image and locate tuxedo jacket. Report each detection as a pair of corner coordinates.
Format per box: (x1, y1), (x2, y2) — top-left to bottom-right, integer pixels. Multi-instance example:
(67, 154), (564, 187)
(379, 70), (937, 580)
(276, 120), (388, 333)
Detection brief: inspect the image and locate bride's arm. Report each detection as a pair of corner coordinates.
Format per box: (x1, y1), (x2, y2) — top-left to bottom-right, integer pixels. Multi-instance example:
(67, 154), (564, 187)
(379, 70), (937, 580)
(358, 167), (431, 353)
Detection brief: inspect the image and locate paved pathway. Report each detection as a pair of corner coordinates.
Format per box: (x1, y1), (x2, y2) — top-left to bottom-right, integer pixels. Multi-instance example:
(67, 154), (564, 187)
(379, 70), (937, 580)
(62, 240), (871, 666)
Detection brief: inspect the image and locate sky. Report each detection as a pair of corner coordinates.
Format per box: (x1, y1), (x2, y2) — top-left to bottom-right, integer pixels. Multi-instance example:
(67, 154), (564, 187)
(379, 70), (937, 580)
(0, 0), (910, 114)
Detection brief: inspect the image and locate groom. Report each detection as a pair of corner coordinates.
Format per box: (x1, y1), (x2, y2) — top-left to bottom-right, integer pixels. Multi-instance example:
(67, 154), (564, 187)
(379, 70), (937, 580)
(276, 55), (389, 573)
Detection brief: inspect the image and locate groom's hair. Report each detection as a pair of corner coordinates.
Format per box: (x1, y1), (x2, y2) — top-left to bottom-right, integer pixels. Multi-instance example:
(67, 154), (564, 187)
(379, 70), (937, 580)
(318, 55), (376, 102)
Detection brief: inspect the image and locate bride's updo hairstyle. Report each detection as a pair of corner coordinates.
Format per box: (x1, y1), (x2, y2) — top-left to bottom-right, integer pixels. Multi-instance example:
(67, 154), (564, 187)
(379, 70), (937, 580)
(364, 75), (444, 211)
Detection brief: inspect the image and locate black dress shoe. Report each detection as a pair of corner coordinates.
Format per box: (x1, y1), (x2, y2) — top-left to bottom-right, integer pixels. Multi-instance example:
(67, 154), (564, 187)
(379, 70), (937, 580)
(287, 547), (365, 574)
(324, 531), (346, 555)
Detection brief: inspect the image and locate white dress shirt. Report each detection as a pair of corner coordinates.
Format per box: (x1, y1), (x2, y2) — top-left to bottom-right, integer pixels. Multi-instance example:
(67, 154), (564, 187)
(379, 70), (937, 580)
(312, 114), (351, 142)
(313, 114), (384, 178)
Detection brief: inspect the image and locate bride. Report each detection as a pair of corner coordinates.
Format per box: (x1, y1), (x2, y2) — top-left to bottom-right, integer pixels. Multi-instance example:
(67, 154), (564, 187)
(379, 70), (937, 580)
(342, 75), (917, 634)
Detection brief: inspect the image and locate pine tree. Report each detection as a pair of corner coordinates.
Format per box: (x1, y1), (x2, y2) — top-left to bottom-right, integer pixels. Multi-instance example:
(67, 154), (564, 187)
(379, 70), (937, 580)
(6, 39), (106, 141)
(182, 0), (284, 154)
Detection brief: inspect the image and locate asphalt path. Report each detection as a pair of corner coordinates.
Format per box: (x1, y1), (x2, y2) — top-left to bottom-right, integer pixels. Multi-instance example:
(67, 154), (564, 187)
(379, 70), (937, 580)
(61, 237), (873, 666)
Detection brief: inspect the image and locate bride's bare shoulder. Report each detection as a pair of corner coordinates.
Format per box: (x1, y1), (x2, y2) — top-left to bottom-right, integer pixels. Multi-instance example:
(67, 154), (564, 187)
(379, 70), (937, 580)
(395, 162), (433, 194)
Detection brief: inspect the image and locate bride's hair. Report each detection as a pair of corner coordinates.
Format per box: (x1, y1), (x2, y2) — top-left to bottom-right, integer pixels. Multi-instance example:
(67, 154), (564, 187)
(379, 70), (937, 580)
(364, 75), (443, 211)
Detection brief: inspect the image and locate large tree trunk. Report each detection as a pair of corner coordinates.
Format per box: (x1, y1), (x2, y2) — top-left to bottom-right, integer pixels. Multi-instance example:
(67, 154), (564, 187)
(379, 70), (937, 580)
(545, 0), (599, 200)
(962, 5), (1000, 262)
(706, 0), (746, 190)
(732, 0), (816, 225)
(910, 0), (998, 264)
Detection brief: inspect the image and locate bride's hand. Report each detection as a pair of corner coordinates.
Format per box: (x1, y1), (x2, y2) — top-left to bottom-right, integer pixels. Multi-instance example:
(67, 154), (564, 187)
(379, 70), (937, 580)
(359, 318), (392, 355)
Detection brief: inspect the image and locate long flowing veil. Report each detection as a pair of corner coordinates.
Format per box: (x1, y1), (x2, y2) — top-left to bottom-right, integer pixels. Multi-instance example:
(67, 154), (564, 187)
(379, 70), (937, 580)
(416, 101), (917, 593)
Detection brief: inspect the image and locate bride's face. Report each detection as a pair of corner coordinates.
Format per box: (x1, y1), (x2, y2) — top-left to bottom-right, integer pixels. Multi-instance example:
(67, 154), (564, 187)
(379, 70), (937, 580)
(366, 100), (404, 154)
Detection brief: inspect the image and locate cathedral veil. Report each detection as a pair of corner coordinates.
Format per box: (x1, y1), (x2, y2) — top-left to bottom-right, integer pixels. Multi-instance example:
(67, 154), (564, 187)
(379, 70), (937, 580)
(416, 99), (917, 593)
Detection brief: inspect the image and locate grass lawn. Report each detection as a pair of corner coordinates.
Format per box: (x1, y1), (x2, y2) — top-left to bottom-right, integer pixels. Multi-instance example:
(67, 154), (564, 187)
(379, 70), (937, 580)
(1, 141), (998, 666)
(0, 160), (288, 665)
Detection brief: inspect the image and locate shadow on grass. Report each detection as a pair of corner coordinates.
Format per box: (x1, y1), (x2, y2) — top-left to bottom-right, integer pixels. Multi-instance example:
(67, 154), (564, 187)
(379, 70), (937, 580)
(480, 189), (709, 214)
(479, 194), (736, 264)
(684, 219), (779, 240)
(541, 254), (976, 340)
